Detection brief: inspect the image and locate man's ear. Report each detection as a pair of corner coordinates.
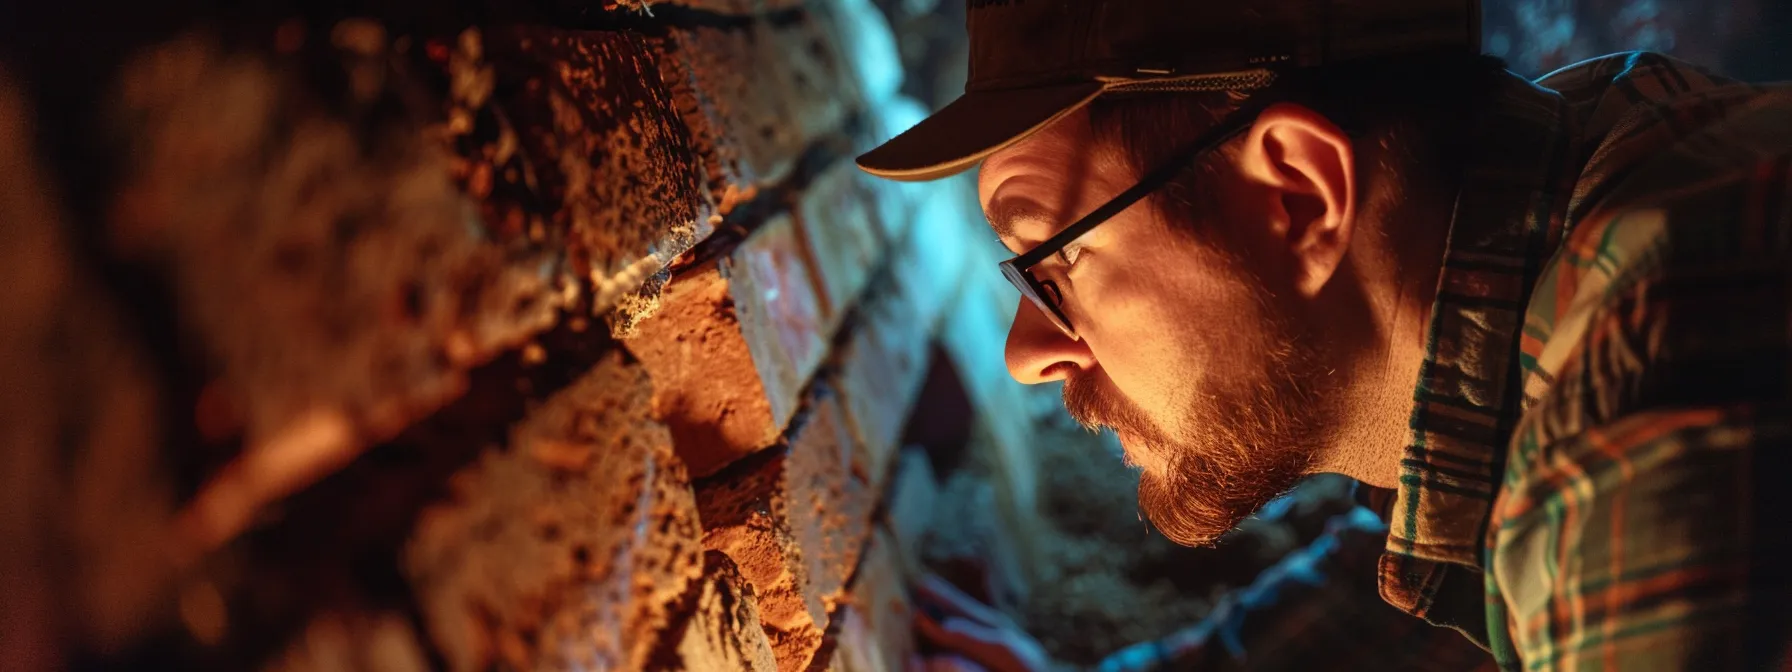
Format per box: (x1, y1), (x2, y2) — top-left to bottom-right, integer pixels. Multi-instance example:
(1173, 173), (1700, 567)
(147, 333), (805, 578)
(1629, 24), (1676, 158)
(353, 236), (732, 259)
(1235, 102), (1356, 298)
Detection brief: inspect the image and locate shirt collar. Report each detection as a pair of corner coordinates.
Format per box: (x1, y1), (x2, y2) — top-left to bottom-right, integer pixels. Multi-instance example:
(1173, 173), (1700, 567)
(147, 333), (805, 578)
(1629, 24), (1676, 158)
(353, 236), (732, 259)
(1376, 70), (1578, 636)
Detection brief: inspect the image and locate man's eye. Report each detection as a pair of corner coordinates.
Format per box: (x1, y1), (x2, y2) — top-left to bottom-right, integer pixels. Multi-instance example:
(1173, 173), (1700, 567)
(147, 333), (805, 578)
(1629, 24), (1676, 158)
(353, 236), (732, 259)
(1056, 243), (1085, 267)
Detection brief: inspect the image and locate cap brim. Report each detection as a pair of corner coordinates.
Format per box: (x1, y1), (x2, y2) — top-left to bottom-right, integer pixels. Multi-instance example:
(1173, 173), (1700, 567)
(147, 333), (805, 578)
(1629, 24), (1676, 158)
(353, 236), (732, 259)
(855, 81), (1104, 182)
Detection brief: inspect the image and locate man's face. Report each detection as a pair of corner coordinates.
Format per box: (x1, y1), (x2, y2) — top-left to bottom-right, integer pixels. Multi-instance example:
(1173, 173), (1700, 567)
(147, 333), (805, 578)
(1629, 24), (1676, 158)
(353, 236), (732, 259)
(980, 110), (1339, 547)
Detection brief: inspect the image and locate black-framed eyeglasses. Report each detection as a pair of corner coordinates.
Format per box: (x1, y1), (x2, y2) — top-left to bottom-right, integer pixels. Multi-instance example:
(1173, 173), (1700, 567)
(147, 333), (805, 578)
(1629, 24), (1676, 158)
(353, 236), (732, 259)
(997, 107), (1261, 338)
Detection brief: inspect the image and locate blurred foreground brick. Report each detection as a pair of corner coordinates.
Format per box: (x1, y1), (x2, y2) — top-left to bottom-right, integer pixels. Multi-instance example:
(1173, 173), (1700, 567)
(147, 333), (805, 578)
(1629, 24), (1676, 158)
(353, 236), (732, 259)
(104, 30), (575, 557)
(260, 611), (430, 672)
(404, 352), (701, 672)
(0, 0), (1023, 668)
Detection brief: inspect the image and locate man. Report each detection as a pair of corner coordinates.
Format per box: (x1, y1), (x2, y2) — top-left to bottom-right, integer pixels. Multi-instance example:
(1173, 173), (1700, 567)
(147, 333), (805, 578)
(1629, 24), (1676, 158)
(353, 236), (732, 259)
(855, 0), (1792, 670)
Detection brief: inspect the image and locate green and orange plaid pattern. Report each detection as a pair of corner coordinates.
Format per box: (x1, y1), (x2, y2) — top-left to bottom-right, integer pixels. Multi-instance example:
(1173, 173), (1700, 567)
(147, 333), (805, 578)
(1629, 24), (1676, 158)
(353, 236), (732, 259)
(1101, 52), (1792, 671)
(1393, 52), (1792, 670)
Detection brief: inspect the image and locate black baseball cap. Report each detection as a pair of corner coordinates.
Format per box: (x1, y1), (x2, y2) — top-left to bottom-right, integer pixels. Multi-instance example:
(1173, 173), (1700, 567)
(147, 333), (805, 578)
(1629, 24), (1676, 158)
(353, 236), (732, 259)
(856, 0), (1482, 182)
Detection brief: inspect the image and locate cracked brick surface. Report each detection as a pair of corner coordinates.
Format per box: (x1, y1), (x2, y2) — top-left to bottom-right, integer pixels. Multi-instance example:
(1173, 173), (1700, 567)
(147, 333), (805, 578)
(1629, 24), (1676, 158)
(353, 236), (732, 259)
(404, 351), (702, 672)
(106, 29), (565, 519)
(625, 259), (783, 477)
(626, 157), (914, 478)
(729, 213), (832, 430)
(696, 391), (875, 671)
(0, 65), (180, 662)
(833, 185), (978, 489)
(658, 16), (849, 213)
(450, 26), (715, 333)
(662, 551), (781, 672)
(1, 0), (917, 668)
(797, 160), (888, 324)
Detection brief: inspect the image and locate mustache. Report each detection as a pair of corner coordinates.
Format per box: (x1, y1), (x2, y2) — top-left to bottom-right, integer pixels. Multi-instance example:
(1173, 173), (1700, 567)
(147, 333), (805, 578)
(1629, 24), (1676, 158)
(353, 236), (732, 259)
(1061, 369), (1152, 437)
(1060, 371), (1114, 430)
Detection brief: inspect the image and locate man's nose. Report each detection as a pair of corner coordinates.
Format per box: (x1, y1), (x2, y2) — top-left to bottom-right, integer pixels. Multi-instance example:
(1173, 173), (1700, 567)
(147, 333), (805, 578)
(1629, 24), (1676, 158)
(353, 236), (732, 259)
(1004, 299), (1095, 384)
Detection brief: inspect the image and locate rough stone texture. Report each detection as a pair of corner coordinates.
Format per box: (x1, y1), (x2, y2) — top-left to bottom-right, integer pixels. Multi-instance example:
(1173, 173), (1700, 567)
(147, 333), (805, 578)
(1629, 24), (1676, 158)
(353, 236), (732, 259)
(458, 26), (715, 333)
(833, 529), (914, 672)
(624, 260), (782, 477)
(833, 283), (934, 492)
(833, 183), (976, 489)
(658, 16), (849, 212)
(260, 610), (431, 672)
(729, 213), (831, 431)
(664, 551), (780, 672)
(696, 391), (875, 672)
(105, 28), (569, 552)
(797, 160), (888, 325)
(404, 351), (702, 672)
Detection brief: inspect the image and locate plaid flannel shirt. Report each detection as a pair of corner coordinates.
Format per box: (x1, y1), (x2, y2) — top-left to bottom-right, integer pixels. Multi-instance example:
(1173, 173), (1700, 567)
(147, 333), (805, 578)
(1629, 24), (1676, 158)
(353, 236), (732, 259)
(1099, 52), (1792, 671)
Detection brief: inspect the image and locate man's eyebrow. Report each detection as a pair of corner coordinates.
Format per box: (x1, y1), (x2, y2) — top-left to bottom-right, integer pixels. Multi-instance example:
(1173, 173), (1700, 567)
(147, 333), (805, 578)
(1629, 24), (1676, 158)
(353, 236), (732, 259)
(983, 197), (1055, 241)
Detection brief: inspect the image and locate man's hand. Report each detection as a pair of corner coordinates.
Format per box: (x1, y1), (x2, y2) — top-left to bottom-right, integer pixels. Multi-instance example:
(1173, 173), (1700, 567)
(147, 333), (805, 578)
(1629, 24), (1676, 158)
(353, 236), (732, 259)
(907, 574), (1059, 672)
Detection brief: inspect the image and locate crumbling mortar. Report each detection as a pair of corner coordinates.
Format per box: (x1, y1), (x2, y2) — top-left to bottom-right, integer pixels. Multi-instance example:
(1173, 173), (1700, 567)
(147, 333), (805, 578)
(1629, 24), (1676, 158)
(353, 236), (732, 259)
(669, 133), (852, 275)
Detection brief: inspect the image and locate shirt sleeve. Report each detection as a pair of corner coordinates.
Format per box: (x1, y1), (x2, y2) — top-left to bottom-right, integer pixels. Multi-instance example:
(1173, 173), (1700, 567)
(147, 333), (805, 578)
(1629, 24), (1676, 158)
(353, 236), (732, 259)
(1095, 507), (1496, 672)
(1489, 161), (1792, 669)
(1489, 402), (1792, 670)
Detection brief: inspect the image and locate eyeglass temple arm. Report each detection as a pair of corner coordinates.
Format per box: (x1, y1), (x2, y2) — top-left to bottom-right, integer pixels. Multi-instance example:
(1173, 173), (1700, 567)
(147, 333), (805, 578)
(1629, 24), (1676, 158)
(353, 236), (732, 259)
(1011, 113), (1257, 269)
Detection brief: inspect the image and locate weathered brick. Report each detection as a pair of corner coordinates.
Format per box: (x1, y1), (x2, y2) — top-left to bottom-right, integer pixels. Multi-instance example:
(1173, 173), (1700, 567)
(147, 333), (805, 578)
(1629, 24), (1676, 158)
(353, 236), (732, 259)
(658, 16), (848, 211)
(728, 214), (831, 431)
(833, 181), (977, 488)
(105, 29), (576, 552)
(797, 160), (888, 324)
(461, 26), (716, 331)
(696, 390), (875, 672)
(833, 291), (931, 492)
(625, 193), (876, 477)
(404, 351), (702, 672)
(833, 529), (914, 672)
(0, 66), (181, 661)
(624, 260), (781, 477)
(664, 551), (780, 672)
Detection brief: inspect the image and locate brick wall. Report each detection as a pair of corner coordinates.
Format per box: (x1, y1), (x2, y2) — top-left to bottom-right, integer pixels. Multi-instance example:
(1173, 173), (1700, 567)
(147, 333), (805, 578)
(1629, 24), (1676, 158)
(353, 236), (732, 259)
(0, 1), (1039, 670)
